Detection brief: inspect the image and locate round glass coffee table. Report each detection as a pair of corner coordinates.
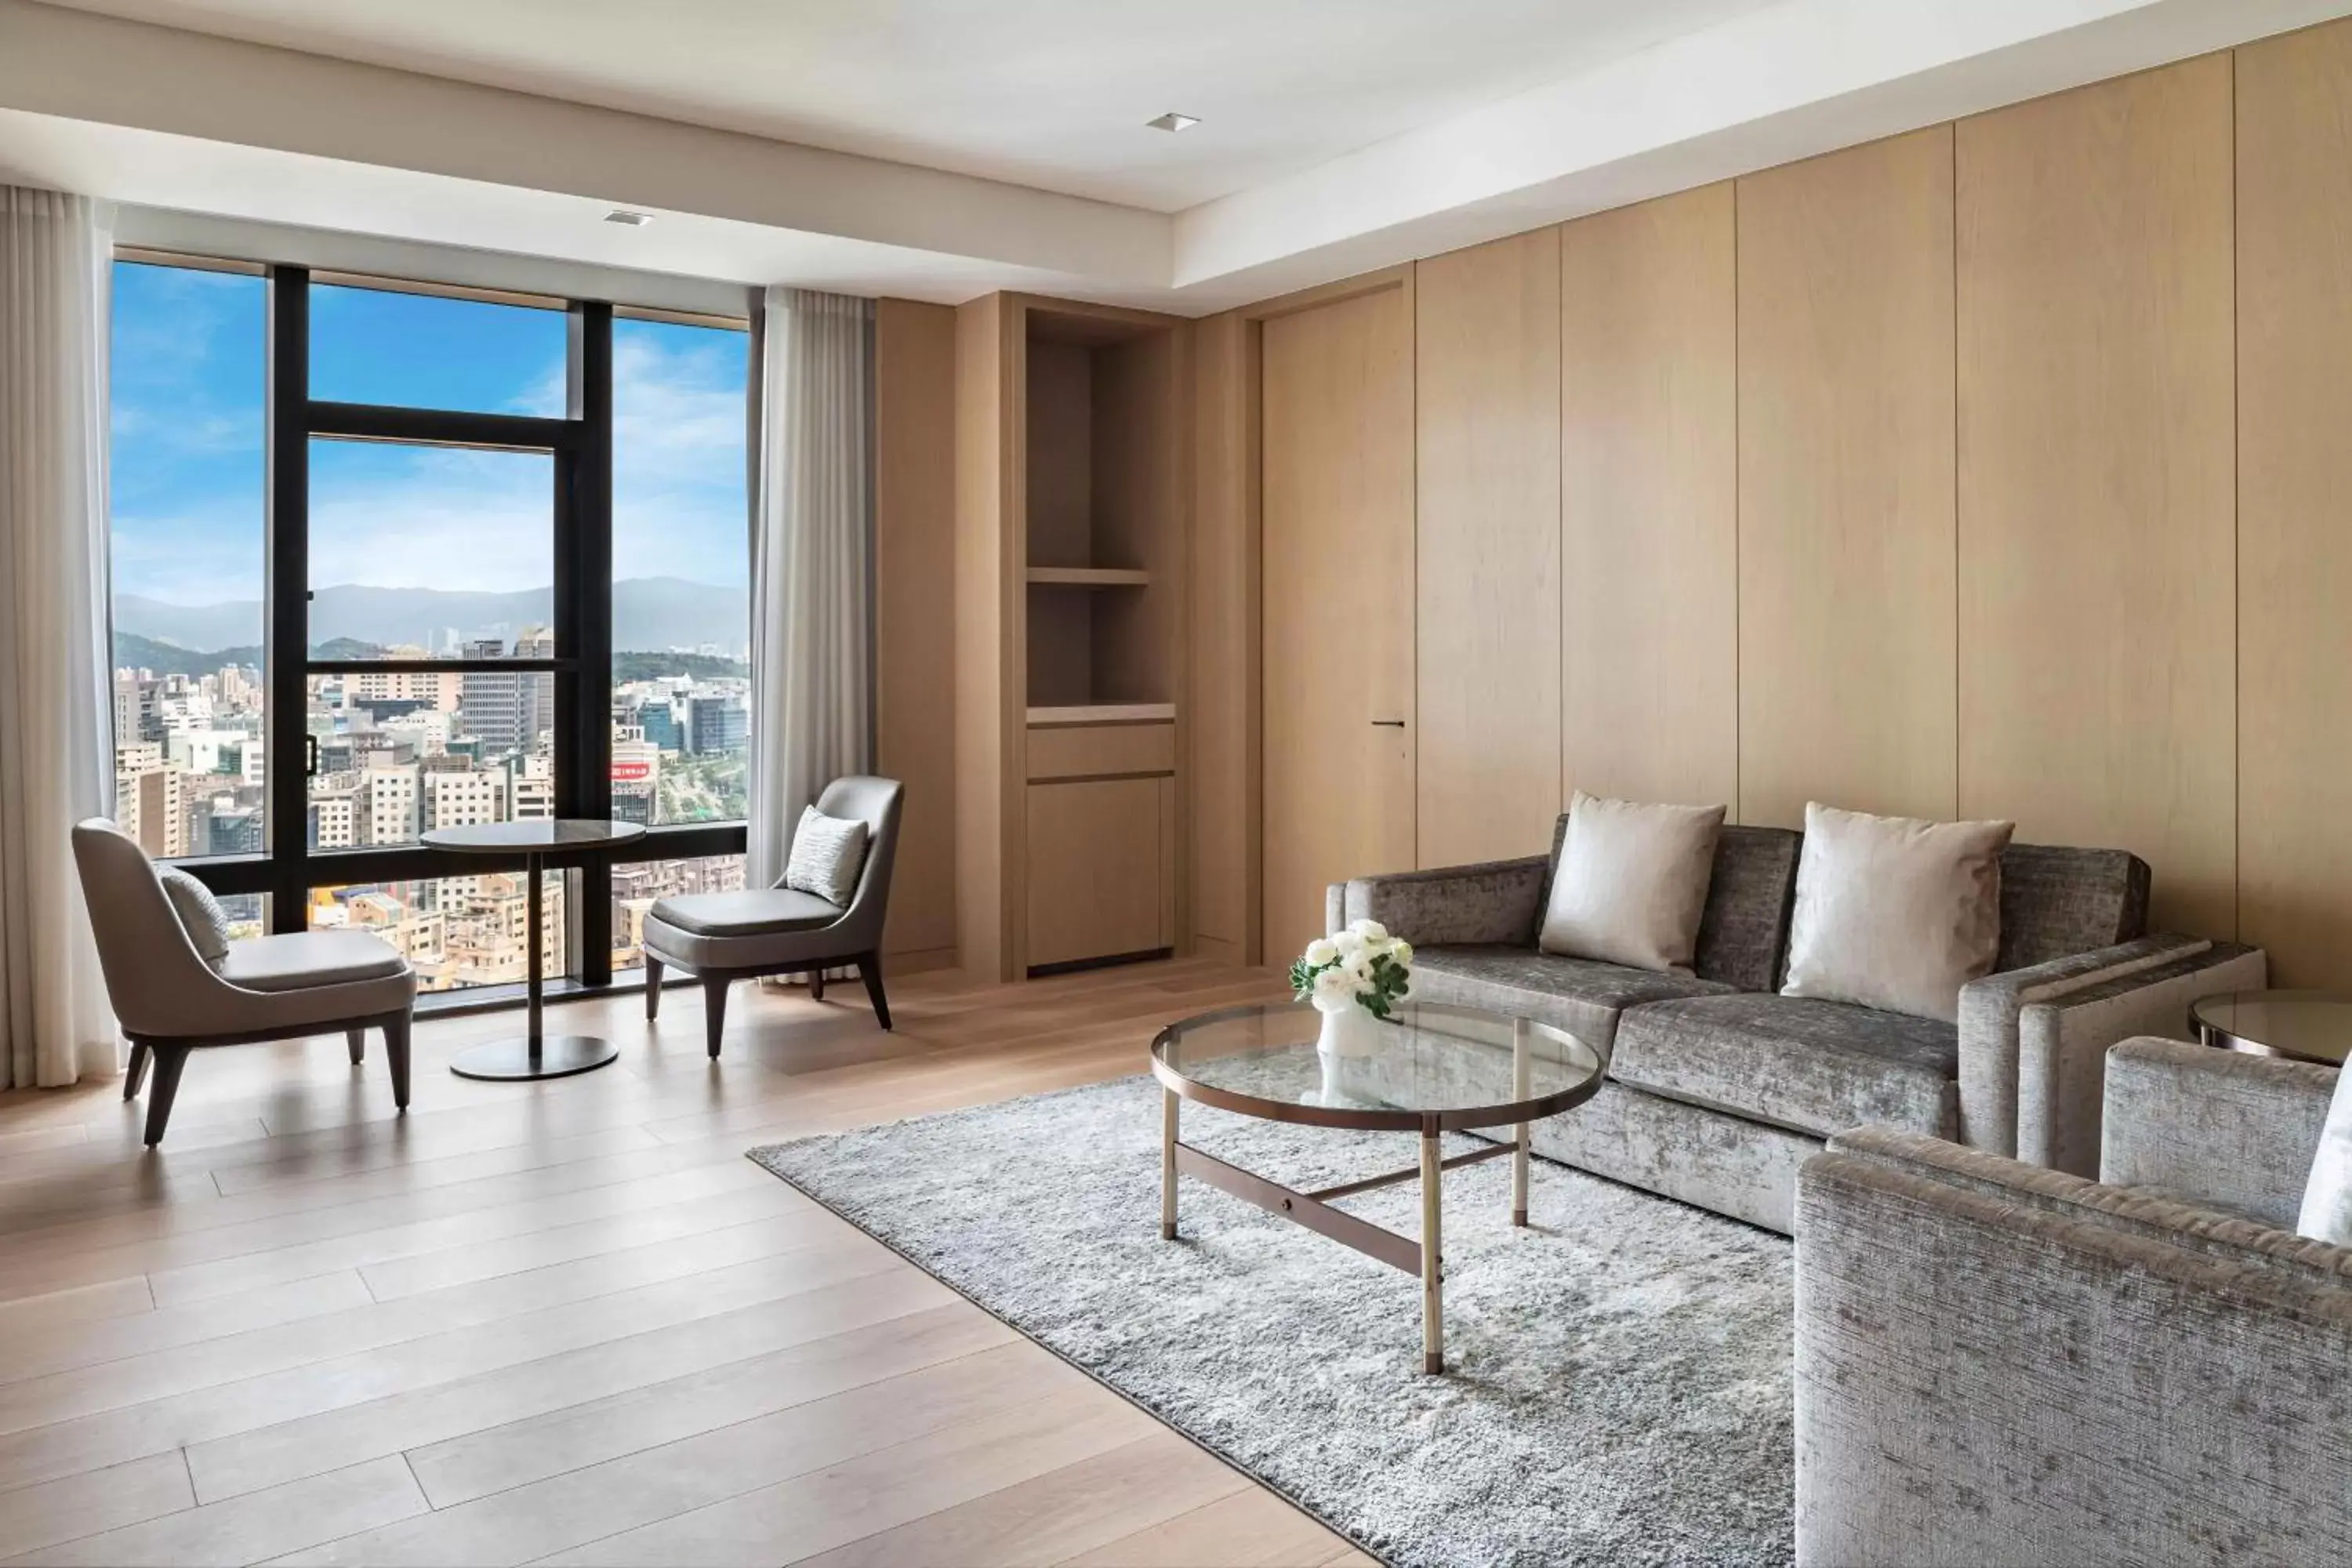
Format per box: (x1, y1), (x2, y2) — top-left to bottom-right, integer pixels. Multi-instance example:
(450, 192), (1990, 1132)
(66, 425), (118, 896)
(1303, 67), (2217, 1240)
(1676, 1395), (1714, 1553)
(2190, 990), (2352, 1067)
(1149, 1000), (1606, 1374)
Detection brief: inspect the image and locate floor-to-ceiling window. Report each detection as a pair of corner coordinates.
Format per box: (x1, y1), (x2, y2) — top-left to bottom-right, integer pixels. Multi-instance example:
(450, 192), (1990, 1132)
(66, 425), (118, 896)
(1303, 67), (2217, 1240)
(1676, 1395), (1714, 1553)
(107, 253), (751, 1007)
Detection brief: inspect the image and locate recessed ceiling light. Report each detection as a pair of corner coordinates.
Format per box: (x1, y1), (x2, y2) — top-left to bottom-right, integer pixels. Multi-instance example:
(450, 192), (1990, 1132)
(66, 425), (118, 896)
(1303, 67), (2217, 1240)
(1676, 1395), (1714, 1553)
(1145, 112), (1200, 133)
(604, 209), (653, 227)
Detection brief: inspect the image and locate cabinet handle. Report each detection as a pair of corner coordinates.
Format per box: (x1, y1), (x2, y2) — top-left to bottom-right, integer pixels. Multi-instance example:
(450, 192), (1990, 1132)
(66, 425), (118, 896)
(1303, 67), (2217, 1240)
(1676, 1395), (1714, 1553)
(1370, 719), (1406, 728)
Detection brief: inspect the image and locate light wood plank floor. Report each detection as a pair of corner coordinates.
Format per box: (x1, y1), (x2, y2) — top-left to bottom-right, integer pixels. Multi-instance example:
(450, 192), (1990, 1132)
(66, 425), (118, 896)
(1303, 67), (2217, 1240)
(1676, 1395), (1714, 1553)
(0, 959), (1374, 1567)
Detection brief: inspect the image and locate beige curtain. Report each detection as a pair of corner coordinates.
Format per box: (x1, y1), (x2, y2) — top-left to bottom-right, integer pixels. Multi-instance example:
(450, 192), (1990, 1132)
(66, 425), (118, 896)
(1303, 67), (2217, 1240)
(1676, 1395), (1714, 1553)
(0, 187), (119, 1087)
(746, 286), (874, 891)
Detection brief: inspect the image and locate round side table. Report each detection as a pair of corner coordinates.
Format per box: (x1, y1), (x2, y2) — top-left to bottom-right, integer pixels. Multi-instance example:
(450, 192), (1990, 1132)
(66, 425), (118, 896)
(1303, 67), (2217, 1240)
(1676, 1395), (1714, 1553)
(422, 818), (645, 1081)
(2190, 989), (2352, 1068)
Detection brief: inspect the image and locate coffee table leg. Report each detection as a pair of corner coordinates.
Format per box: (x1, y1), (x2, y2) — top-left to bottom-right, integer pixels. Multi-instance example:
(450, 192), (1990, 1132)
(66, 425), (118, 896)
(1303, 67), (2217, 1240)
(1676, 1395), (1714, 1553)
(1512, 1122), (1529, 1228)
(1161, 1088), (1179, 1240)
(1421, 1128), (1443, 1374)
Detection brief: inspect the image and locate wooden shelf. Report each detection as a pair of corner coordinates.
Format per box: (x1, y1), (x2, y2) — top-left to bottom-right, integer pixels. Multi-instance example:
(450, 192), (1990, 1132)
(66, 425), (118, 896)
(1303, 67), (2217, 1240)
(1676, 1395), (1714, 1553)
(1026, 702), (1175, 725)
(1025, 566), (1152, 587)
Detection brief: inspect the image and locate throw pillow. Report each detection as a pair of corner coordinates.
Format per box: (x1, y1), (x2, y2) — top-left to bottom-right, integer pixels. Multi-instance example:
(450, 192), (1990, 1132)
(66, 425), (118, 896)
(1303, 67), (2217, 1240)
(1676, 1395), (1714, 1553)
(1538, 792), (1726, 975)
(158, 866), (233, 965)
(1781, 801), (2015, 1023)
(785, 805), (869, 907)
(2297, 1066), (2352, 1243)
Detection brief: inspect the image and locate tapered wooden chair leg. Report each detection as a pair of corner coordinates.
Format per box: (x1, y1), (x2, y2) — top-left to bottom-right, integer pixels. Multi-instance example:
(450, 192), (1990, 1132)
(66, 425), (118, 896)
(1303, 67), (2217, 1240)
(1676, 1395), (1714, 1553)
(703, 977), (729, 1059)
(858, 953), (892, 1032)
(143, 1045), (191, 1147)
(123, 1041), (150, 1101)
(383, 1012), (412, 1112)
(346, 1027), (365, 1065)
(644, 955), (663, 1019)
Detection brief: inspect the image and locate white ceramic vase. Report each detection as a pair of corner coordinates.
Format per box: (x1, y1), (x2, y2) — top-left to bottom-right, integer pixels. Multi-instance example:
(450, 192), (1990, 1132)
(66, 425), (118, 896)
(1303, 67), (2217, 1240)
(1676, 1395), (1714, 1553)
(1315, 1000), (1382, 1059)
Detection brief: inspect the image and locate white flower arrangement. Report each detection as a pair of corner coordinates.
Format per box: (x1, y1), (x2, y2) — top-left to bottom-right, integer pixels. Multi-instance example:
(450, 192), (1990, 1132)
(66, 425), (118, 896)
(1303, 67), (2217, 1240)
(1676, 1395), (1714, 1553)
(1291, 919), (1414, 1020)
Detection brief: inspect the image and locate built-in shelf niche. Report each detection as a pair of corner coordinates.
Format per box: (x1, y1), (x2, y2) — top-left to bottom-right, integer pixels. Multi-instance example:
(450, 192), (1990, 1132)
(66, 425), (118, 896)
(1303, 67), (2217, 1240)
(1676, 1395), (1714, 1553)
(1024, 305), (1179, 711)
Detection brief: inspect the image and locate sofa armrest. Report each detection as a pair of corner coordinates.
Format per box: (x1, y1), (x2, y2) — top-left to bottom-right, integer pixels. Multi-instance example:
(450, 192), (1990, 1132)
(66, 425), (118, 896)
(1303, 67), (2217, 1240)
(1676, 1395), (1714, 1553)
(1956, 935), (2265, 1170)
(1326, 855), (1549, 948)
(2101, 1036), (2336, 1229)
(1795, 1141), (2352, 1568)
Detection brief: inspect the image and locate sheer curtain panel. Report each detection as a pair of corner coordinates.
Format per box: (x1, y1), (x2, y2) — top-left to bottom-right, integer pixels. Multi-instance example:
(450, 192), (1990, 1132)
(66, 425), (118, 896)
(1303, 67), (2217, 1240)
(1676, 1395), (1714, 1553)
(746, 285), (875, 890)
(0, 187), (118, 1087)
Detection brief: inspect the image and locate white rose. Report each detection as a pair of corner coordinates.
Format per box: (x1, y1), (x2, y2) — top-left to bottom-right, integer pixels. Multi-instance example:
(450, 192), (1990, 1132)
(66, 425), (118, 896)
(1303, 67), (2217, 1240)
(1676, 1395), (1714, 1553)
(1341, 948), (1376, 984)
(1303, 938), (1339, 967)
(1388, 939), (1414, 967)
(1350, 919), (1390, 944)
(1331, 928), (1367, 959)
(1310, 964), (1362, 1012)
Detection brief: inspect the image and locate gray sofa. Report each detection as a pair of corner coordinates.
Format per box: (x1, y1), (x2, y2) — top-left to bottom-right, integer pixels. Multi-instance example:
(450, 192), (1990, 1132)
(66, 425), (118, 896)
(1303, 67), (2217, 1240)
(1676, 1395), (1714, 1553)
(1330, 816), (2265, 1231)
(1795, 1038), (2351, 1566)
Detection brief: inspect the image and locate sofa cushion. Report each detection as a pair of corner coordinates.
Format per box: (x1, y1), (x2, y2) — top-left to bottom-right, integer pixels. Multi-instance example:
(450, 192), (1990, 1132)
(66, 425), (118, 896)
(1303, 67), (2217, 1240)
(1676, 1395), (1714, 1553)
(1410, 945), (1733, 1051)
(217, 931), (408, 993)
(1612, 993), (1959, 1138)
(1996, 843), (2150, 971)
(1537, 818), (1798, 994)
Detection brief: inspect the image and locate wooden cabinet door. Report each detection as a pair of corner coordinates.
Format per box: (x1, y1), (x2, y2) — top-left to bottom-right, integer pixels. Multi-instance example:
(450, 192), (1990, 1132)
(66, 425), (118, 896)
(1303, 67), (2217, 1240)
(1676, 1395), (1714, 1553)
(1260, 279), (1417, 967)
(1025, 778), (1171, 968)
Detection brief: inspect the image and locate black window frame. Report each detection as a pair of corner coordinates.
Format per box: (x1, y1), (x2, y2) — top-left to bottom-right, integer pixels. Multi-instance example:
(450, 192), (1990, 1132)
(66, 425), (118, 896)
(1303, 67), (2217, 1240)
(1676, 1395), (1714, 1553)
(139, 260), (749, 1011)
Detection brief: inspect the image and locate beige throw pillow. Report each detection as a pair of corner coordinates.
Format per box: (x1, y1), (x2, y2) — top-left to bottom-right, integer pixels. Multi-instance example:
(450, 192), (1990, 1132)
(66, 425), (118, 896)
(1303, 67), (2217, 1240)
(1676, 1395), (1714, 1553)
(1538, 793), (1726, 975)
(784, 806), (869, 907)
(1781, 802), (2015, 1023)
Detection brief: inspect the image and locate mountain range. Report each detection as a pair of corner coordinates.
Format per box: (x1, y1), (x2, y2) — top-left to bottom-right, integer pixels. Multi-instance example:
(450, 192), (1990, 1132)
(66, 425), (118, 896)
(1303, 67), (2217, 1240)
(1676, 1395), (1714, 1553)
(114, 577), (750, 658)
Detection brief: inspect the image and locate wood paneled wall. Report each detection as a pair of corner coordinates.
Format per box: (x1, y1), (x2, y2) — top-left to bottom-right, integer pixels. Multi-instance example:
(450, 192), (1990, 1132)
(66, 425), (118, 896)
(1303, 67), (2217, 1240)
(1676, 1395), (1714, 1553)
(1415, 230), (1560, 866)
(1195, 22), (2352, 978)
(1955, 56), (2237, 938)
(1558, 187), (1739, 813)
(1737, 125), (1956, 830)
(873, 299), (959, 971)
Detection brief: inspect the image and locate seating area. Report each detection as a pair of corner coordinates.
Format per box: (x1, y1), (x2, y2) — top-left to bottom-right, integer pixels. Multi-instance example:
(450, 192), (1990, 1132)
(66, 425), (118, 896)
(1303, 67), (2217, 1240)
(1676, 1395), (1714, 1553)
(9, 4), (2352, 1564)
(1338, 820), (2265, 1230)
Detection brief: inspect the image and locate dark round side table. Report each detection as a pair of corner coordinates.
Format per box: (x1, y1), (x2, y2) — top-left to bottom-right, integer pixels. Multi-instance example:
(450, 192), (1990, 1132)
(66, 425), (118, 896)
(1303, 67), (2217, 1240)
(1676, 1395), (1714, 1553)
(422, 818), (645, 1081)
(2190, 989), (2352, 1068)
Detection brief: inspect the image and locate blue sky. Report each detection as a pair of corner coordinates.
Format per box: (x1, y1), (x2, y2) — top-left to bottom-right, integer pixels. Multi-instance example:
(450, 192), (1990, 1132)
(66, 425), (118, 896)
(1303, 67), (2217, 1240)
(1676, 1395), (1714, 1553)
(107, 261), (750, 607)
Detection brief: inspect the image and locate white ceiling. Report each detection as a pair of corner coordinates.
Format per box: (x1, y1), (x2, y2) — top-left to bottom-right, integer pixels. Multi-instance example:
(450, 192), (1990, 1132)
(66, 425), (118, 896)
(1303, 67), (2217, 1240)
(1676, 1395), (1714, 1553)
(4, 0), (2350, 311)
(35, 0), (1777, 211)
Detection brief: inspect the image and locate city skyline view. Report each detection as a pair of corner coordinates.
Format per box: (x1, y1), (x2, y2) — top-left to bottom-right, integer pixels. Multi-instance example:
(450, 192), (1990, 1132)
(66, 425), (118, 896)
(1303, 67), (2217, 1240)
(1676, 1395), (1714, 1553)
(108, 260), (753, 992)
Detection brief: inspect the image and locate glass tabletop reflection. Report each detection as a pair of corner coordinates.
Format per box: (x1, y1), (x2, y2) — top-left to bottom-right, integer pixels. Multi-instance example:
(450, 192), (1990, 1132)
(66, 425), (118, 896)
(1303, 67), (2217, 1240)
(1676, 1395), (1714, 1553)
(1150, 1000), (1606, 1132)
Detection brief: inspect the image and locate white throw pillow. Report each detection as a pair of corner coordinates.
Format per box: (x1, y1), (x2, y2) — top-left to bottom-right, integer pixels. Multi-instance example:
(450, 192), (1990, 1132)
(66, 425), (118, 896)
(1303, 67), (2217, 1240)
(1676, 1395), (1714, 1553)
(784, 805), (869, 907)
(1781, 802), (2015, 1023)
(2296, 1067), (2352, 1243)
(158, 866), (232, 965)
(1538, 792), (1726, 975)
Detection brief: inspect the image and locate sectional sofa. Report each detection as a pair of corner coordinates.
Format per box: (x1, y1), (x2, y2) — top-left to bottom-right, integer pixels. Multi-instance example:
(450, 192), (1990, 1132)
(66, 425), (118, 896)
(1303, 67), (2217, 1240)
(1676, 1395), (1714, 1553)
(1328, 817), (2265, 1232)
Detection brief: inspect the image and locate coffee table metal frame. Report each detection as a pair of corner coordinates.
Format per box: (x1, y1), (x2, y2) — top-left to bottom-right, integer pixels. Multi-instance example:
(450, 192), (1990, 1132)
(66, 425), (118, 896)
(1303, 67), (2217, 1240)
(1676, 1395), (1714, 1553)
(1149, 1000), (1606, 1375)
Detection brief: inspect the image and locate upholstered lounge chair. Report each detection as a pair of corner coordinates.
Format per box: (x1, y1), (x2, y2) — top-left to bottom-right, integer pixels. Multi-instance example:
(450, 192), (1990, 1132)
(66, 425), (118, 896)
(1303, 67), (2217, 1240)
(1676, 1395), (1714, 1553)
(641, 775), (903, 1058)
(71, 818), (418, 1145)
(1795, 1038), (2352, 1566)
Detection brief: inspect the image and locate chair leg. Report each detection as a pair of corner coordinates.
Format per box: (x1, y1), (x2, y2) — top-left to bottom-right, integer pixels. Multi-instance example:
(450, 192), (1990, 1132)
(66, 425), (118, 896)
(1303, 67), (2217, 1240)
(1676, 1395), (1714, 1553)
(858, 953), (892, 1033)
(703, 976), (730, 1060)
(383, 1012), (412, 1112)
(346, 1027), (366, 1065)
(811, 969), (826, 1003)
(143, 1045), (191, 1147)
(644, 955), (664, 1020)
(123, 1041), (150, 1101)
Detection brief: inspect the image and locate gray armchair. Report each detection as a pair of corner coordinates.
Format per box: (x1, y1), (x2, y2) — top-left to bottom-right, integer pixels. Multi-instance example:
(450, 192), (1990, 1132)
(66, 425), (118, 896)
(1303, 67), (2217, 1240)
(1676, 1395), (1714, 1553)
(1795, 1037), (2352, 1566)
(71, 818), (417, 1145)
(641, 775), (903, 1058)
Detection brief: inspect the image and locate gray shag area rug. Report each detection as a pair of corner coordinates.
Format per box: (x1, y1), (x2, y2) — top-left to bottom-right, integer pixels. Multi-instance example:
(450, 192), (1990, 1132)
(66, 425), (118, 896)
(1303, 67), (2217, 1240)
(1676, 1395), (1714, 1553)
(749, 1076), (1792, 1568)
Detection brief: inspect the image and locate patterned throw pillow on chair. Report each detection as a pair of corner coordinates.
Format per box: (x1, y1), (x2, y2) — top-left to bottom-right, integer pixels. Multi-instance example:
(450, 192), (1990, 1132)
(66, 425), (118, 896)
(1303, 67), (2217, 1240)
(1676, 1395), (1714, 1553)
(158, 866), (233, 965)
(785, 805), (869, 907)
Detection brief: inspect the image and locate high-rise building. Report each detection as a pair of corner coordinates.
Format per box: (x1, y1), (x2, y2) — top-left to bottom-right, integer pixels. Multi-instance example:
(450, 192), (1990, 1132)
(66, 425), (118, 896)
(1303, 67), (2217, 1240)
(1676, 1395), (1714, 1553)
(112, 675), (163, 746)
(365, 764), (419, 844)
(204, 804), (263, 855)
(426, 768), (504, 831)
(509, 754), (554, 820)
(308, 787), (360, 849)
(458, 633), (551, 757)
(117, 765), (186, 857)
(637, 699), (681, 751)
(686, 695), (747, 755)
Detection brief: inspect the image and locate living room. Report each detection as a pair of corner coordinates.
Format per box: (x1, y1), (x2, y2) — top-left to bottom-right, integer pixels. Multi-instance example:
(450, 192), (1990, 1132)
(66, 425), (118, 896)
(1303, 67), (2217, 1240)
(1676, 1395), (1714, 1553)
(2, 2), (2349, 1563)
